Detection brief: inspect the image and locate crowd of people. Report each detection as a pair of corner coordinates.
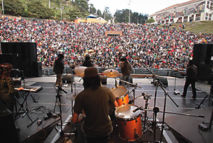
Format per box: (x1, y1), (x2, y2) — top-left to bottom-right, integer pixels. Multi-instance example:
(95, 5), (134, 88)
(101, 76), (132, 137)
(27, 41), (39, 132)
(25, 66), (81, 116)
(1, 15), (212, 70)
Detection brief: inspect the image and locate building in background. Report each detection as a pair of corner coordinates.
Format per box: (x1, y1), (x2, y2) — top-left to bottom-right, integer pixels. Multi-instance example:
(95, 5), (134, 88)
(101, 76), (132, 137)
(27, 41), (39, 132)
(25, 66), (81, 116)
(149, 0), (213, 24)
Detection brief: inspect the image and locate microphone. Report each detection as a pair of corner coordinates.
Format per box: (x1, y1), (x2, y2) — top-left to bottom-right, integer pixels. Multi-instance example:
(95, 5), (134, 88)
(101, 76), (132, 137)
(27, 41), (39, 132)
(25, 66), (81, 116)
(133, 106), (143, 112)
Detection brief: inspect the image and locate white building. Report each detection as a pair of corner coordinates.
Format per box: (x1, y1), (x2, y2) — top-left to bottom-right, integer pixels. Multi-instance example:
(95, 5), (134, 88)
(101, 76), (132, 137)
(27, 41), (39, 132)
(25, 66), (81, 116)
(149, 0), (213, 24)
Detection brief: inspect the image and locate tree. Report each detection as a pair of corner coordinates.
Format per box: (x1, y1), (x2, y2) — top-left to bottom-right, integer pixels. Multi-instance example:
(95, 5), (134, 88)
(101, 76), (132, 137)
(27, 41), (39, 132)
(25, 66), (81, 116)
(146, 17), (155, 23)
(114, 9), (147, 24)
(114, 9), (129, 23)
(97, 9), (102, 17)
(131, 12), (139, 23)
(1, 0), (25, 16)
(75, 0), (88, 13)
(68, 6), (81, 21)
(103, 7), (112, 21)
(27, 0), (54, 19)
(89, 4), (96, 14)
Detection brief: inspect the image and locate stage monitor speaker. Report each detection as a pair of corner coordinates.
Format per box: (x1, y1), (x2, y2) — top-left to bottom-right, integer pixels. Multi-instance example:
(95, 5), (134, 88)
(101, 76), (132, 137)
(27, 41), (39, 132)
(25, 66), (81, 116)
(1, 42), (38, 77)
(193, 44), (213, 81)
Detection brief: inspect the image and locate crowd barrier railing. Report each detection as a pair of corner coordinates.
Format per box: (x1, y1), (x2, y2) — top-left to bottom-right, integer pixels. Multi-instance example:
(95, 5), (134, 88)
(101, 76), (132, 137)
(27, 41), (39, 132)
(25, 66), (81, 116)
(41, 67), (185, 78)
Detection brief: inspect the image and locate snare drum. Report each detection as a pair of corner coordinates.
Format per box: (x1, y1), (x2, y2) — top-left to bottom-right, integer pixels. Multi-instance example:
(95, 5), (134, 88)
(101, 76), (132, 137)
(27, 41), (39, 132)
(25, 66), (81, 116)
(111, 86), (129, 107)
(115, 104), (142, 141)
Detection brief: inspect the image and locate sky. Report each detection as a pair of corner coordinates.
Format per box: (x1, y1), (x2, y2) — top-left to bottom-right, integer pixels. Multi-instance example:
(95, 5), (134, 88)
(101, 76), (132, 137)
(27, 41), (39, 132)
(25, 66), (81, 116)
(88, 0), (189, 15)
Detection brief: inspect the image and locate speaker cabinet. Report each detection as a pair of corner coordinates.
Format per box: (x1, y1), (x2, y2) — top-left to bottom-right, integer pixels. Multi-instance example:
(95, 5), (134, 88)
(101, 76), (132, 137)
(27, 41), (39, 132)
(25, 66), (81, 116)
(0, 42), (38, 77)
(193, 44), (213, 81)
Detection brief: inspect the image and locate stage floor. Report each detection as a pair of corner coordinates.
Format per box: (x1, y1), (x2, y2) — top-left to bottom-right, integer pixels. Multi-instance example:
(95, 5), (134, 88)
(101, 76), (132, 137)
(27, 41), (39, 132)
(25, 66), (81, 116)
(15, 75), (213, 143)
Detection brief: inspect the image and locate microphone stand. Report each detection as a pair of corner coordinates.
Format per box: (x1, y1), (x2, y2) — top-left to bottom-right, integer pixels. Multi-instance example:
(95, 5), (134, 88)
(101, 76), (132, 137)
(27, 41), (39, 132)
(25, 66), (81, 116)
(156, 80), (179, 143)
(54, 86), (67, 136)
(119, 79), (141, 104)
(152, 79), (159, 142)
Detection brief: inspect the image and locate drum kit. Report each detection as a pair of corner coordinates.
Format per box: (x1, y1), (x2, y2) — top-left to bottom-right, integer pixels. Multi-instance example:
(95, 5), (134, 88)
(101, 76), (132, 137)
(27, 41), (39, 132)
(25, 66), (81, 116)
(70, 66), (205, 142)
(73, 66), (145, 142)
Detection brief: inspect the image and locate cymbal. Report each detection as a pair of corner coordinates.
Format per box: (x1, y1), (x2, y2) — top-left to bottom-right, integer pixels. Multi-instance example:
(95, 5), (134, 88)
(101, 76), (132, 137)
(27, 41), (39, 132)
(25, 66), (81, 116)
(74, 66), (87, 77)
(102, 69), (121, 78)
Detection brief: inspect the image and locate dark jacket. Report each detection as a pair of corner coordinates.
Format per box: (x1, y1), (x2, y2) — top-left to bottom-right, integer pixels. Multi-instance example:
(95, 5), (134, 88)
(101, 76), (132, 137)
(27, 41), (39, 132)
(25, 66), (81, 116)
(53, 58), (64, 74)
(82, 60), (93, 67)
(186, 64), (198, 80)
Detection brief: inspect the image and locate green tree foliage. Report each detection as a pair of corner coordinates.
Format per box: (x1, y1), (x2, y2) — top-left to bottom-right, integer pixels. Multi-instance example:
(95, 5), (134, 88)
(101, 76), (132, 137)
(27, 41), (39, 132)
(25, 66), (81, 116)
(1, 0), (148, 23)
(89, 4), (96, 14)
(68, 7), (81, 21)
(74, 0), (88, 13)
(103, 7), (112, 21)
(97, 9), (102, 17)
(114, 9), (147, 24)
(27, 0), (54, 19)
(146, 17), (155, 23)
(1, 0), (25, 16)
(114, 9), (130, 23)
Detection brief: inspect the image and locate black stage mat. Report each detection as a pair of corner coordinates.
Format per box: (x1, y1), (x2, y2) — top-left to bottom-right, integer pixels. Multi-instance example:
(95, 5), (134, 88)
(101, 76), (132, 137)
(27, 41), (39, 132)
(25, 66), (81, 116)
(15, 82), (73, 143)
(15, 81), (212, 143)
(54, 122), (167, 143)
(166, 107), (213, 143)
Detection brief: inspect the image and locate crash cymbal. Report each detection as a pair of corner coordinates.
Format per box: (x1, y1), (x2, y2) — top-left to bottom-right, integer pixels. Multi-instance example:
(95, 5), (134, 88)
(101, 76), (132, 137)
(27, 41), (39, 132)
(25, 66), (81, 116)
(74, 66), (87, 77)
(102, 69), (121, 78)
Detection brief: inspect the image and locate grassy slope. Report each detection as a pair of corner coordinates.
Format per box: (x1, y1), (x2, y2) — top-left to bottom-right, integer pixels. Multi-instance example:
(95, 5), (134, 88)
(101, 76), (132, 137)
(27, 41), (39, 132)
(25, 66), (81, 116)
(184, 21), (213, 34)
(172, 21), (213, 34)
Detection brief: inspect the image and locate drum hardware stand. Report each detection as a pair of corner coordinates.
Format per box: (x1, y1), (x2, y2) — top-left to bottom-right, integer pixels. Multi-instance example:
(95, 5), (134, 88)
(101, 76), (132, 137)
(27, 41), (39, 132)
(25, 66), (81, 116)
(127, 87), (136, 104)
(132, 86), (136, 104)
(141, 93), (153, 134)
(119, 79), (141, 104)
(115, 77), (118, 88)
(71, 82), (77, 115)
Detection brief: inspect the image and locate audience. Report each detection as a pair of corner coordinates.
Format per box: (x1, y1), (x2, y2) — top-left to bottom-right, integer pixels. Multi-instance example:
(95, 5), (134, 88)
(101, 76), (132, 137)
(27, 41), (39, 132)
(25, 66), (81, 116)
(1, 15), (212, 70)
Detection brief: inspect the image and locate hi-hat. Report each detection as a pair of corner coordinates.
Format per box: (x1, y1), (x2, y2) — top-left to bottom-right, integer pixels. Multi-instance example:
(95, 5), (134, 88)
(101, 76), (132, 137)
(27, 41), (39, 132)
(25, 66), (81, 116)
(74, 66), (87, 77)
(102, 69), (121, 78)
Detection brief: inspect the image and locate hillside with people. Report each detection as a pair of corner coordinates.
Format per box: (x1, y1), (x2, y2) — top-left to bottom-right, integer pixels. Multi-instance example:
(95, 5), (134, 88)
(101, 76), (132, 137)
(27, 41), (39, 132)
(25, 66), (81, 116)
(1, 15), (212, 70)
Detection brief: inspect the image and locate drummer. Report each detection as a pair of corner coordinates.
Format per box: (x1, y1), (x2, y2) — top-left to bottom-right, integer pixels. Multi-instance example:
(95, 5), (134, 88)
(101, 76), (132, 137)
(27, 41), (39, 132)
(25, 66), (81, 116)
(72, 67), (118, 143)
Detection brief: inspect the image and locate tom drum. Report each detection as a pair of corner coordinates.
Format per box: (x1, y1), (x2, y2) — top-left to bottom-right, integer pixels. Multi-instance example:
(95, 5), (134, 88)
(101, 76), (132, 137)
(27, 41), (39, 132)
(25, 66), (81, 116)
(115, 104), (142, 141)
